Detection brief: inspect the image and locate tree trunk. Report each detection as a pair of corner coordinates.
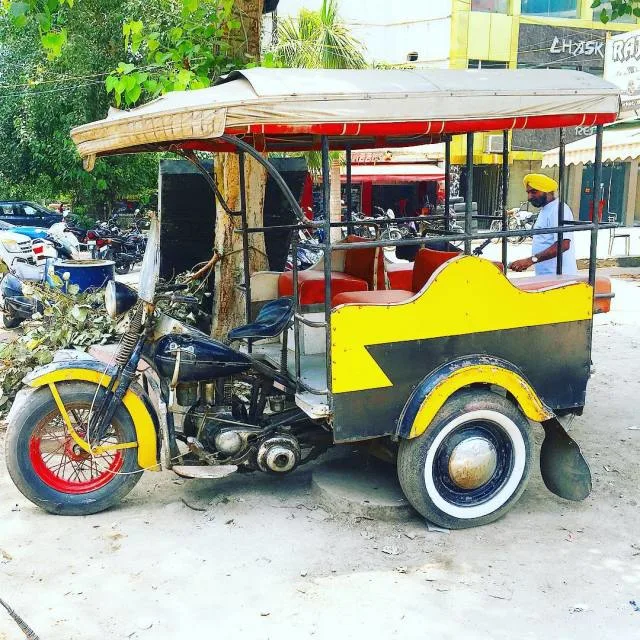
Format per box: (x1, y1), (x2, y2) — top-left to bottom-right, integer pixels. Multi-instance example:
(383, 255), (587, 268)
(211, 0), (267, 339)
(211, 152), (268, 339)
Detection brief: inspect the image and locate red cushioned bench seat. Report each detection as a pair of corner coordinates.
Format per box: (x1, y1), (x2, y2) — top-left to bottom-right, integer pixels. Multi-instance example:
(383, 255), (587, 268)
(512, 274), (612, 313)
(278, 270), (368, 305)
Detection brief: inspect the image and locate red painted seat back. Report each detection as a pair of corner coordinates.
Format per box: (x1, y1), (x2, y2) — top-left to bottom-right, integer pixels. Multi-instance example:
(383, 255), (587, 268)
(411, 247), (461, 292)
(342, 235), (387, 290)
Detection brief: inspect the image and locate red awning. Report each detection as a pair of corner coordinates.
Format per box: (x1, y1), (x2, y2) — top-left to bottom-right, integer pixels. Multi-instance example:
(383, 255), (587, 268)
(341, 163), (444, 184)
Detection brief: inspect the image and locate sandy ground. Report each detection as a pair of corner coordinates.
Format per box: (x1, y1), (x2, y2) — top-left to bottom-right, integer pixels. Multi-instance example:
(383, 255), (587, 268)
(1, 268), (640, 639)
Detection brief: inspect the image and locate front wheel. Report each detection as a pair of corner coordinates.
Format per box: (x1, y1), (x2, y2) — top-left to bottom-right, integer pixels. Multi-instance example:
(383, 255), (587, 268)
(397, 389), (533, 529)
(5, 382), (143, 515)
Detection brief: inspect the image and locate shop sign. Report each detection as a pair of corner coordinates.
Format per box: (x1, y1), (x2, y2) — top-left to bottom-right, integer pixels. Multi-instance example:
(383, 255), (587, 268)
(518, 24), (605, 70)
(605, 29), (640, 114)
(549, 37), (604, 58)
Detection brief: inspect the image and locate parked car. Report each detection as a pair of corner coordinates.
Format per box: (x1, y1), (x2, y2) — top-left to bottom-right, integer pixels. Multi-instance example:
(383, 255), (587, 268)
(0, 201), (63, 227)
(0, 220), (48, 240)
(0, 229), (35, 270)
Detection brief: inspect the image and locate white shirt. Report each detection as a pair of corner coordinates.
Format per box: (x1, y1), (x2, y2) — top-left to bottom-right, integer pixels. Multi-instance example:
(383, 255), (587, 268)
(531, 198), (577, 276)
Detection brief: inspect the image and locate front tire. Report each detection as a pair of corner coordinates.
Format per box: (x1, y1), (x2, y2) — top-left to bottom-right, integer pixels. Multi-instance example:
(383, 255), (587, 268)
(397, 389), (533, 529)
(5, 382), (142, 515)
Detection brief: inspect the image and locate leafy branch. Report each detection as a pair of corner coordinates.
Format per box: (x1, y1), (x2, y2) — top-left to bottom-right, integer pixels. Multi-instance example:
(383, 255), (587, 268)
(0, 282), (118, 413)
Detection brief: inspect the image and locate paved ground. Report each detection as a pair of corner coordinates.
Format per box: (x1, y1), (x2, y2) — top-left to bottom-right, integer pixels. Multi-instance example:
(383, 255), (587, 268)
(1, 262), (640, 639)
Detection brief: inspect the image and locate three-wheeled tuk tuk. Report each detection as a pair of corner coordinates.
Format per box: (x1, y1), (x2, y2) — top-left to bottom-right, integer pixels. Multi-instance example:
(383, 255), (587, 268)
(5, 68), (620, 528)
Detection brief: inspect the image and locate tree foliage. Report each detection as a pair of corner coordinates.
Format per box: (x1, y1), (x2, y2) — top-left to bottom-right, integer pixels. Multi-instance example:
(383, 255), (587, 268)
(106, 0), (246, 107)
(0, 281), (118, 413)
(0, 0), (157, 213)
(592, 0), (640, 22)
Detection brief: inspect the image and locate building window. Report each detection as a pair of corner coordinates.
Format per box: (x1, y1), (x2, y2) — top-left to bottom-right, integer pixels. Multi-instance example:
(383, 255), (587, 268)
(468, 59), (509, 69)
(593, 2), (636, 23)
(521, 0), (577, 18)
(471, 0), (508, 12)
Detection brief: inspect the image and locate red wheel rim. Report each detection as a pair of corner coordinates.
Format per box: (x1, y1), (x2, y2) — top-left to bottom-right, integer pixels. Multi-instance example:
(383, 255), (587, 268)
(29, 406), (125, 494)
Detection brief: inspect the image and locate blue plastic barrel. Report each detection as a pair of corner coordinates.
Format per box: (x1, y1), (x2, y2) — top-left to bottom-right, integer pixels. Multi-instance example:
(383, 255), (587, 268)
(52, 259), (115, 292)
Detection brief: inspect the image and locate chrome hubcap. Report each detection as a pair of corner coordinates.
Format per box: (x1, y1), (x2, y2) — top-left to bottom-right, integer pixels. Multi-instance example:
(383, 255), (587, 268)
(448, 436), (498, 490)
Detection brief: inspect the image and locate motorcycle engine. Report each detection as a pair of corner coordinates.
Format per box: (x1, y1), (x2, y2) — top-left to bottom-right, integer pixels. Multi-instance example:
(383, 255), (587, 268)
(183, 403), (301, 472)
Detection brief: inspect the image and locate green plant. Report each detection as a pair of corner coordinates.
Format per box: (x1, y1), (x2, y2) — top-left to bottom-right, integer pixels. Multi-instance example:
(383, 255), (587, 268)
(0, 280), (118, 413)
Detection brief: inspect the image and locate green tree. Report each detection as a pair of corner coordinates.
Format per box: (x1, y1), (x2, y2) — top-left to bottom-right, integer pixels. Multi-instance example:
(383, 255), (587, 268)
(0, 0), (157, 213)
(273, 0), (366, 69)
(592, 0), (640, 22)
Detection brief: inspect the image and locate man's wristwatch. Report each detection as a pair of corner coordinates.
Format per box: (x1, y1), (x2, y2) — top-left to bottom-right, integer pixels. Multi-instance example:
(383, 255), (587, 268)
(531, 255), (538, 264)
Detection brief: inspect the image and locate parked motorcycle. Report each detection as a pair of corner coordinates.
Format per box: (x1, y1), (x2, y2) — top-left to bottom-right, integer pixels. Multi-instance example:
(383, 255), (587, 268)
(5, 216), (332, 515)
(0, 258), (55, 328)
(285, 228), (324, 271)
(490, 204), (538, 244)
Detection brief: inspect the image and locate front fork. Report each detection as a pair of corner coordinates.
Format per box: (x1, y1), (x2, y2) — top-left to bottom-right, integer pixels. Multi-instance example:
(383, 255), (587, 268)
(89, 337), (145, 445)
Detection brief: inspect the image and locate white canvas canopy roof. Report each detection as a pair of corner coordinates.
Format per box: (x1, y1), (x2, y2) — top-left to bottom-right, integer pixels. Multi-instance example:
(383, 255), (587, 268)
(542, 121), (640, 166)
(71, 68), (620, 167)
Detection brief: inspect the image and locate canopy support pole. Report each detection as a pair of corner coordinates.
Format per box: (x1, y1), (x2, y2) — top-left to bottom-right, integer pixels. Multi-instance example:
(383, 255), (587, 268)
(556, 128), (565, 275)
(501, 130), (509, 270)
(346, 146), (352, 231)
(589, 125), (603, 288)
(321, 135), (332, 404)
(238, 151), (252, 332)
(444, 137), (451, 232)
(465, 133), (474, 254)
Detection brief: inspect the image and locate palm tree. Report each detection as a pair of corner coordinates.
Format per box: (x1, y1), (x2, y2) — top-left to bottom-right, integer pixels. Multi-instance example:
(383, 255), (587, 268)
(273, 0), (367, 237)
(274, 0), (366, 69)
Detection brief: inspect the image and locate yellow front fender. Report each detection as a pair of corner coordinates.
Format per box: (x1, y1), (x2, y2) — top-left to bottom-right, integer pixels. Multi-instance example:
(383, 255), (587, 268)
(27, 368), (159, 471)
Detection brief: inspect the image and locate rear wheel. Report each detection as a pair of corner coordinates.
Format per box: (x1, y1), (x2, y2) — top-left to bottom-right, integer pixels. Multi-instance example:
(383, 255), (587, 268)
(115, 260), (131, 275)
(2, 309), (22, 328)
(5, 382), (142, 515)
(507, 216), (523, 244)
(489, 220), (502, 243)
(397, 389), (533, 529)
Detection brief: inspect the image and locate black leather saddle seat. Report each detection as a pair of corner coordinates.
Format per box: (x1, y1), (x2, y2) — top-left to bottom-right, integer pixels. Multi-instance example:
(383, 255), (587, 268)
(228, 297), (294, 341)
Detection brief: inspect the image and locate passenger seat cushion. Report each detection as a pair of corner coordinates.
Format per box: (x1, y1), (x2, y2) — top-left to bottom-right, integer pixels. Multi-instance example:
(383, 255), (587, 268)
(412, 247), (461, 292)
(278, 269), (368, 305)
(332, 289), (414, 307)
(342, 235), (387, 290)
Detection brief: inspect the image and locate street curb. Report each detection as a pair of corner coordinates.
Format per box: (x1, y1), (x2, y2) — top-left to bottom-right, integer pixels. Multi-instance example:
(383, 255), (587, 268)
(577, 256), (640, 269)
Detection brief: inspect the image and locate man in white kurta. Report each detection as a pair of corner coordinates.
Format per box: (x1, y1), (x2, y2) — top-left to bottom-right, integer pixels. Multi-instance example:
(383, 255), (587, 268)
(509, 173), (577, 276)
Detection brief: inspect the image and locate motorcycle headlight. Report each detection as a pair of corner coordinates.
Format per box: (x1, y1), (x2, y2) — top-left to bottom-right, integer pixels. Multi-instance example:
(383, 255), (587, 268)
(105, 280), (138, 319)
(2, 239), (20, 253)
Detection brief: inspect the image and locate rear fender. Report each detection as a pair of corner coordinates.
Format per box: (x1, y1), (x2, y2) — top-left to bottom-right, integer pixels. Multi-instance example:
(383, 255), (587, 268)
(23, 359), (160, 471)
(397, 356), (554, 439)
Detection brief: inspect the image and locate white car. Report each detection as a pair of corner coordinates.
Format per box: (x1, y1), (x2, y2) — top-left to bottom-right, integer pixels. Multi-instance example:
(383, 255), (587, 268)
(0, 229), (35, 270)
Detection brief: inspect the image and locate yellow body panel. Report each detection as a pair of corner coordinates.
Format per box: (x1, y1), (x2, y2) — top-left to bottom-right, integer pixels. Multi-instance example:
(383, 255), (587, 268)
(409, 364), (554, 439)
(29, 369), (159, 471)
(331, 256), (593, 394)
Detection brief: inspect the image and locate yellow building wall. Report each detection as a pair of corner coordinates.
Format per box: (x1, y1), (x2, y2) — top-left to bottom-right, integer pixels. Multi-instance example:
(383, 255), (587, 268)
(449, 0), (639, 165)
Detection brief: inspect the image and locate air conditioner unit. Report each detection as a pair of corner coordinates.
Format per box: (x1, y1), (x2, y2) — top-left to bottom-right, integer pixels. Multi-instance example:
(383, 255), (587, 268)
(485, 134), (504, 154)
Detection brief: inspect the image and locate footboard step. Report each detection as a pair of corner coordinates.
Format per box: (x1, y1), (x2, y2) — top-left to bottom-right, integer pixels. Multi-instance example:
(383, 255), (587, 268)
(172, 465), (238, 479)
